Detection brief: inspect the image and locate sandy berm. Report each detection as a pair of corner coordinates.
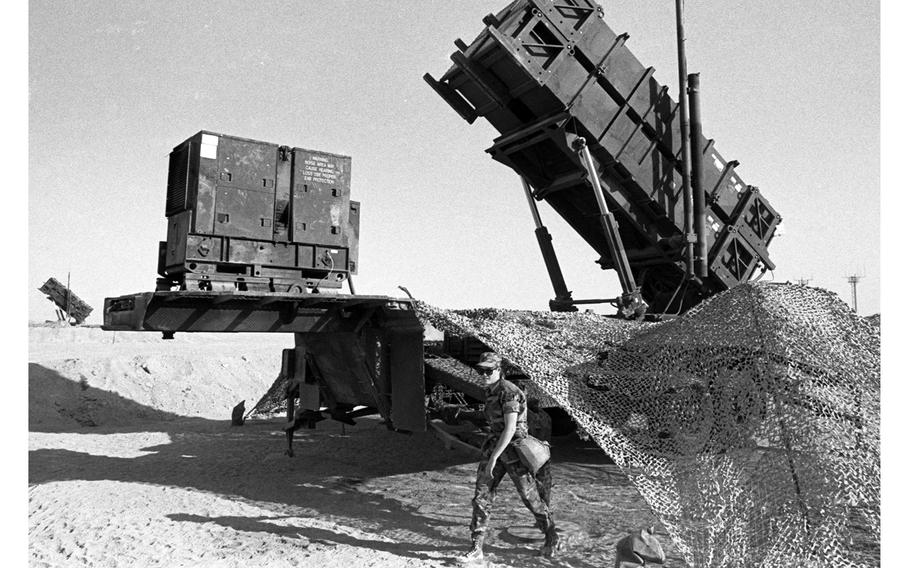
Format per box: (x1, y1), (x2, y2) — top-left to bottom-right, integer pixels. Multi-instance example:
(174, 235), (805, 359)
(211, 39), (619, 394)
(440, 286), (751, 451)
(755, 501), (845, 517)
(28, 324), (680, 567)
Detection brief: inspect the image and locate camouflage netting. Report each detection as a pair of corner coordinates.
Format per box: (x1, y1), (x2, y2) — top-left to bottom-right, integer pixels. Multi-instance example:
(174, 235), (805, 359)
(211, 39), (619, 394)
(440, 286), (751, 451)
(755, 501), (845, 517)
(248, 373), (290, 418)
(417, 282), (880, 568)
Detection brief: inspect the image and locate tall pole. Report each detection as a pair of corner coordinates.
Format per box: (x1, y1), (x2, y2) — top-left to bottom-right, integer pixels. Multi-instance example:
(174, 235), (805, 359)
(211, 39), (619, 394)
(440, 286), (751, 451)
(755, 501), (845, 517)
(675, 0), (694, 279)
(846, 275), (861, 312)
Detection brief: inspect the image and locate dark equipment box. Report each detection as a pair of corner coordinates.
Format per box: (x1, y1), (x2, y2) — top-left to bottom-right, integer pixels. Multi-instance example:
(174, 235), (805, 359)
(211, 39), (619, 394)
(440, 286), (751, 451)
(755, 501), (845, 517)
(425, 0), (780, 312)
(159, 131), (360, 293)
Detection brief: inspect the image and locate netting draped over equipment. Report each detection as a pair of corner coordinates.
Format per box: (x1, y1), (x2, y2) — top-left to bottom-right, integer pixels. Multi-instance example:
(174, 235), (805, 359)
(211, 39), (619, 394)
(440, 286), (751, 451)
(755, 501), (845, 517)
(417, 283), (880, 568)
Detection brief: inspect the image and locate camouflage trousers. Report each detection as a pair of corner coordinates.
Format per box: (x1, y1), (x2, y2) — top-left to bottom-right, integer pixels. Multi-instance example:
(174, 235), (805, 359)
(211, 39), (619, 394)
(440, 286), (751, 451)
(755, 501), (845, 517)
(469, 445), (555, 539)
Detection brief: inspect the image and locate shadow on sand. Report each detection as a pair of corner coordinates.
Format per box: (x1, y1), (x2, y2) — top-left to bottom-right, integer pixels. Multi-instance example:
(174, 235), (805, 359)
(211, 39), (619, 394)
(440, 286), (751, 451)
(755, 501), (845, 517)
(29, 363), (190, 432)
(29, 365), (615, 567)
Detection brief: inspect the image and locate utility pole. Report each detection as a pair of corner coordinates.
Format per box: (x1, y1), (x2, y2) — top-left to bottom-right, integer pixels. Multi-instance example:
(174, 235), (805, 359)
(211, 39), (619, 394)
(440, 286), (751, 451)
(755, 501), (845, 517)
(846, 274), (862, 313)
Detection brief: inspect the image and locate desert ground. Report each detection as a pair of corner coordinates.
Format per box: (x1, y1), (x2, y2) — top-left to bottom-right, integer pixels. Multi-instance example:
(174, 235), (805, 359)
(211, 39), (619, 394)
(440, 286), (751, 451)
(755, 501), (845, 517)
(28, 323), (683, 568)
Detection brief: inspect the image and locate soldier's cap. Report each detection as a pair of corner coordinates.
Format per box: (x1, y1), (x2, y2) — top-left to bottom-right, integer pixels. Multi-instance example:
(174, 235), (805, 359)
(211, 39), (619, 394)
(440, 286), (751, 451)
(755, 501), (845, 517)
(476, 352), (503, 370)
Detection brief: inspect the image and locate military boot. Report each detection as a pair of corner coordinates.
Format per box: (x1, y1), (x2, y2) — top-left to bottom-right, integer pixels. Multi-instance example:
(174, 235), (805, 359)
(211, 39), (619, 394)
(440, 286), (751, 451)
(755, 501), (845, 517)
(540, 527), (562, 558)
(460, 534), (484, 564)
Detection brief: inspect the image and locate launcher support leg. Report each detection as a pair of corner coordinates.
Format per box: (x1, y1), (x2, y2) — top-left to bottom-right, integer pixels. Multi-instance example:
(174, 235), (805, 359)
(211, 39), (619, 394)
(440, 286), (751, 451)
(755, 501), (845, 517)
(285, 392), (295, 456)
(520, 176), (577, 312)
(572, 137), (648, 318)
(281, 348), (301, 457)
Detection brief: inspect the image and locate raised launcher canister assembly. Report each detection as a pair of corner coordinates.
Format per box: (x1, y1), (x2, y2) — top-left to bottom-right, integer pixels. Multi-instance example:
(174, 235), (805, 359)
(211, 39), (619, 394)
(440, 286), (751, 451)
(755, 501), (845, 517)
(425, 0), (781, 315)
(159, 131), (360, 294)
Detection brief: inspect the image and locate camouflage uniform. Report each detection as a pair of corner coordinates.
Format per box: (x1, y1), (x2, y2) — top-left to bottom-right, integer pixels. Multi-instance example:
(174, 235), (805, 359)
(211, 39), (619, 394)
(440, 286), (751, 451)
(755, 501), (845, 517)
(469, 378), (555, 541)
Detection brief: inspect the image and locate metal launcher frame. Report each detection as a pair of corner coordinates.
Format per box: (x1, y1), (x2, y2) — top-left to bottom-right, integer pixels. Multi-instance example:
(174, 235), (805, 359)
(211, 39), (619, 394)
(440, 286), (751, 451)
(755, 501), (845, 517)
(425, 0), (780, 314)
(103, 291), (427, 454)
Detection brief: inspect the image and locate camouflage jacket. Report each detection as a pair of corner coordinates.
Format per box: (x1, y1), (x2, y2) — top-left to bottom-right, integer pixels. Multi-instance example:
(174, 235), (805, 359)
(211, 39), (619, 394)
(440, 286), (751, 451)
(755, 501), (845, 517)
(483, 378), (529, 442)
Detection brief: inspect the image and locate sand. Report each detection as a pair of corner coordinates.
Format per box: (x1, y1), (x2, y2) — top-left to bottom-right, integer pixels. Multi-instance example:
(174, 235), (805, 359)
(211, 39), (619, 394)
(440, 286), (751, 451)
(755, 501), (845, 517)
(28, 324), (680, 567)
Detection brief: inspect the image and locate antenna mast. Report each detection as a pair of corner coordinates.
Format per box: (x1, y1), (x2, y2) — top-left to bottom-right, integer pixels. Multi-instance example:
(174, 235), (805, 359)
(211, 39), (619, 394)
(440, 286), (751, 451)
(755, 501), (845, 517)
(846, 274), (862, 312)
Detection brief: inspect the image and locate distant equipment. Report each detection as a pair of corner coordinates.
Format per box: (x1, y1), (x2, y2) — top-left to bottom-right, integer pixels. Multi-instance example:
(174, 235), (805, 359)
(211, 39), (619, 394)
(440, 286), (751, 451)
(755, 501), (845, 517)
(424, 0), (781, 315)
(39, 277), (93, 325)
(846, 274), (863, 312)
(159, 131), (360, 294)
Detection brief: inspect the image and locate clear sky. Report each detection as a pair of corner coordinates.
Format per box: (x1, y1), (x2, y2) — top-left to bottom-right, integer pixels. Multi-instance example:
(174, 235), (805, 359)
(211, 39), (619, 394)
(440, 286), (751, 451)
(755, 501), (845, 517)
(28, 0), (881, 323)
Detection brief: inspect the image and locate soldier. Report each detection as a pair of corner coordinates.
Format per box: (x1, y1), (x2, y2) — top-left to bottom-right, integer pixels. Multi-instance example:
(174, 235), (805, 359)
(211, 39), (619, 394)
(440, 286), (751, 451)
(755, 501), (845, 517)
(461, 352), (560, 563)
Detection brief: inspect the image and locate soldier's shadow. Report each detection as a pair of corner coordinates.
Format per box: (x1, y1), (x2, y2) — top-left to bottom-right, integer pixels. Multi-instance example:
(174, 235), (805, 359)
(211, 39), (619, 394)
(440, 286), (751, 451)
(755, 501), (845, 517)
(167, 512), (465, 562)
